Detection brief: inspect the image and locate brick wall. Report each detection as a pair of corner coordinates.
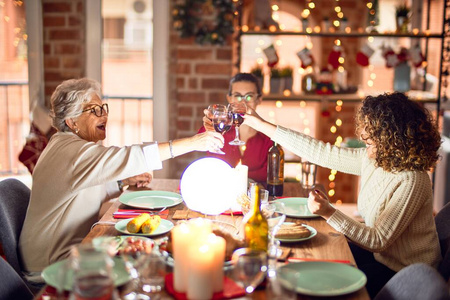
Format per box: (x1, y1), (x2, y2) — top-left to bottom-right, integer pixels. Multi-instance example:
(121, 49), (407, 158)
(168, 1), (234, 178)
(42, 0), (85, 107)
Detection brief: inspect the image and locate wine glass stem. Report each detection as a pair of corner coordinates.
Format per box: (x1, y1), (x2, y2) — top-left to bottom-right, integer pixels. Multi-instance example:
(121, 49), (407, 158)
(235, 126), (240, 141)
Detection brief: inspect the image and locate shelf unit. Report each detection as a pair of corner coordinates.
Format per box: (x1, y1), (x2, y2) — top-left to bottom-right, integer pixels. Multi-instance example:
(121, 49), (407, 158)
(235, 1), (450, 115)
(234, 0), (450, 201)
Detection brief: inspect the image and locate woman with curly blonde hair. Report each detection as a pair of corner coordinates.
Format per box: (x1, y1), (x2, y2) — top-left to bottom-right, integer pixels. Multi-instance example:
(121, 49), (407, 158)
(243, 92), (442, 298)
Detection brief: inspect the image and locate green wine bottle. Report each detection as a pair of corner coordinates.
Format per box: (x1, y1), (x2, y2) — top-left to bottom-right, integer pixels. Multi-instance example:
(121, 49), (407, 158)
(244, 184), (269, 252)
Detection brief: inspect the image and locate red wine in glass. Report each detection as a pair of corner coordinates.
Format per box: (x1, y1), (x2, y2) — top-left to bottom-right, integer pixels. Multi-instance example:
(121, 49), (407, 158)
(228, 102), (247, 146)
(232, 113), (245, 126)
(214, 122), (232, 134)
(212, 110), (232, 154)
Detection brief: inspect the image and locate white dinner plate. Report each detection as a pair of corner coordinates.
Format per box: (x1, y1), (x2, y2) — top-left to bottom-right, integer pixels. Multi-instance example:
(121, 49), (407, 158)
(115, 218), (174, 236)
(274, 198), (319, 218)
(119, 190), (183, 209)
(277, 261), (367, 296)
(276, 223), (317, 243)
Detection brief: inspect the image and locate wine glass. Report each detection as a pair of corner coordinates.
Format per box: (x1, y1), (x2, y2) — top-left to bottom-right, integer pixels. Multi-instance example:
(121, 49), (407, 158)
(227, 102), (247, 145)
(231, 248), (268, 294)
(70, 243), (115, 300)
(212, 110), (233, 154)
(262, 202), (286, 277)
(263, 202), (286, 247)
(119, 237), (154, 300)
(207, 104), (227, 120)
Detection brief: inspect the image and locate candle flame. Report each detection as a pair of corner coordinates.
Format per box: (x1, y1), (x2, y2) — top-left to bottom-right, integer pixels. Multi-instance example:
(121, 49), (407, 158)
(199, 244), (210, 253)
(237, 160), (242, 167)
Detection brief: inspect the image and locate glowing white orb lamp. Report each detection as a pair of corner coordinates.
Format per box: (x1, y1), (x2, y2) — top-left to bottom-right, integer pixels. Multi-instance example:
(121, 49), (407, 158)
(180, 157), (234, 215)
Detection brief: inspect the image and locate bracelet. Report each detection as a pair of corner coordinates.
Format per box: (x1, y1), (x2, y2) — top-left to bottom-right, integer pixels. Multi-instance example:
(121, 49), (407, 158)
(169, 140), (175, 159)
(117, 180), (125, 191)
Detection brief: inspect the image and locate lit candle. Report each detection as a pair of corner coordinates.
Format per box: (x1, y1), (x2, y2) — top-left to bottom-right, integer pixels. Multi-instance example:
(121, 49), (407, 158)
(187, 243), (215, 300)
(172, 222), (192, 292)
(207, 233), (226, 292)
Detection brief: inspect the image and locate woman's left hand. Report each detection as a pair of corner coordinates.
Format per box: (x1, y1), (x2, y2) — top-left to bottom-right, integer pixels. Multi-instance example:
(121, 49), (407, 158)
(122, 172), (152, 188)
(307, 189), (336, 220)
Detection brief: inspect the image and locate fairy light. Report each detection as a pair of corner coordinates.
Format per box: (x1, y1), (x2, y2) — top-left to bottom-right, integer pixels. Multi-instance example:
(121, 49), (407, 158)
(275, 101), (283, 108)
(328, 97), (345, 200)
(366, 37), (376, 90)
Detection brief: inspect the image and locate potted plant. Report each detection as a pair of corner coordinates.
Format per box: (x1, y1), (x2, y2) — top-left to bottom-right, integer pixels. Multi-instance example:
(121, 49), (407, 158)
(250, 65), (264, 88)
(270, 67), (282, 94)
(280, 66), (293, 92)
(395, 3), (410, 33)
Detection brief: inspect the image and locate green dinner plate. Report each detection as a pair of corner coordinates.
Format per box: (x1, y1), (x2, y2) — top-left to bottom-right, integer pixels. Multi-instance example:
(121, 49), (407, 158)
(274, 198), (319, 218)
(115, 218), (174, 236)
(119, 190), (183, 209)
(276, 222), (317, 243)
(277, 261), (367, 296)
(42, 257), (130, 291)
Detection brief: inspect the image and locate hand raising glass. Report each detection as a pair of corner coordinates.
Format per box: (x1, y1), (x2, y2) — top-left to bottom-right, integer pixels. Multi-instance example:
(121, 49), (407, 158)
(228, 102), (247, 146)
(212, 110), (233, 154)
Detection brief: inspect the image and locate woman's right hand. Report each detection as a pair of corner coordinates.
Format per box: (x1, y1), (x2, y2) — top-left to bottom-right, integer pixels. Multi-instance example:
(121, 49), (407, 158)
(191, 130), (224, 153)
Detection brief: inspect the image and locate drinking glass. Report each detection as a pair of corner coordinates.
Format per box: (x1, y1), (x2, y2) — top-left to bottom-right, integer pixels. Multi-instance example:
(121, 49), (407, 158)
(119, 237), (154, 300)
(231, 248), (268, 294)
(70, 243), (115, 300)
(301, 160), (317, 191)
(211, 110), (233, 154)
(227, 102), (247, 145)
(263, 202), (286, 250)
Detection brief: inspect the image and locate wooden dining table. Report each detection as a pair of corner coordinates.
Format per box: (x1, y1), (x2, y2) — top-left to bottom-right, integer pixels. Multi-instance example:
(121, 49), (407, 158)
(38, 178), (369, 300)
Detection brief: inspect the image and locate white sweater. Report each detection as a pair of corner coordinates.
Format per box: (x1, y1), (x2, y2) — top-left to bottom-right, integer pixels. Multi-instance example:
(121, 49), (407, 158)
(273, 126), (441, 272)
(19, 132), (162, 273)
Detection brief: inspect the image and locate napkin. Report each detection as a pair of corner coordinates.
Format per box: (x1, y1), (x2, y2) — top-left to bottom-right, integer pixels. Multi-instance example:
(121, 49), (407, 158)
(113, 209), (169, 219)
(164, 273), (245, 300)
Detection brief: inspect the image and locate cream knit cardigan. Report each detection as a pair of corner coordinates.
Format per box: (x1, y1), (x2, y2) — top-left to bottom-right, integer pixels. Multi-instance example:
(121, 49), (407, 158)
(273, 126), (441, 272)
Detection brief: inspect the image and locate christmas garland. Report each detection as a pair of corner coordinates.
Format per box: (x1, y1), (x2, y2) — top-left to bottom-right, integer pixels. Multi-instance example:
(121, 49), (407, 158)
(172, 0), (236, 45)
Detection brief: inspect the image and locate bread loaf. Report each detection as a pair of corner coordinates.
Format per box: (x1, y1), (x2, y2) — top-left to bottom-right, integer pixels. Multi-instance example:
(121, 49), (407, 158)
(275, 223), (310, 239)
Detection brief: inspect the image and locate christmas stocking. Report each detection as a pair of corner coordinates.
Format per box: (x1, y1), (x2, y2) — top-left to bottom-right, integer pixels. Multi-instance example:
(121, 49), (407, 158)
(356, 43), (375, 67)
(328, 45), (342, 70)
(263, 44), (279, 68)
(381, 45), (399, 68)
(410, 45), (425, 68)
(297, 48), (314, 68)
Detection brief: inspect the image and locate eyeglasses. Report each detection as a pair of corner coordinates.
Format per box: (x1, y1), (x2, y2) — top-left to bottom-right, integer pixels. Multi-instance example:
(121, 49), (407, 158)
(231, 93), (259, 102)
(82, 103), (109, 117)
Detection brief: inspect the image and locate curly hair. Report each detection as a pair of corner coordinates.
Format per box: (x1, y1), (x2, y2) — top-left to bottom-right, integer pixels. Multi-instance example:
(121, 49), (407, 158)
(355, 92), (441, 172)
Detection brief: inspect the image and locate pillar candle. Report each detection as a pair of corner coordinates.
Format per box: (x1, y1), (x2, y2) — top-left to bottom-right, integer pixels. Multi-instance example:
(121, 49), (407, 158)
(189, 218), (212, 238)
(172, 222), (192, 292)
(187, 243), (215, 300)
(233, 162), (248, 211)
(206, 234), (226, 292)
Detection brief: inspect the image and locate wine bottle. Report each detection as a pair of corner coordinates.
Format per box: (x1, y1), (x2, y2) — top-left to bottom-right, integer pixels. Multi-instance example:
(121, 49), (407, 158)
(244, 184), (269, 252)
(267, 142), (284, 197)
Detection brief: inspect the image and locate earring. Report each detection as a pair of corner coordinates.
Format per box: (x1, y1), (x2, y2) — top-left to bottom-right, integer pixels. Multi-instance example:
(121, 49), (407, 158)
(75, 128), (79, 134)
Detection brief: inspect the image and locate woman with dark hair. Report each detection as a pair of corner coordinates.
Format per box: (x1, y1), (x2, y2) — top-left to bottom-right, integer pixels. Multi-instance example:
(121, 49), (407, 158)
(200, 73), (273, 183)
(243, 92), (442, 298)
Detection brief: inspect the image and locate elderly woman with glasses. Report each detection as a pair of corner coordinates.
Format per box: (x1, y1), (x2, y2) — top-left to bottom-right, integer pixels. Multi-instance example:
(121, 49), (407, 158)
(199, 73), (273, 183)
(19, 78), (224, 279)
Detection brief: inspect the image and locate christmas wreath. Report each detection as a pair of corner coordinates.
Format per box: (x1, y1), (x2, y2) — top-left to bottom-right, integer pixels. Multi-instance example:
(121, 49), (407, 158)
(172, 0), (236, 45)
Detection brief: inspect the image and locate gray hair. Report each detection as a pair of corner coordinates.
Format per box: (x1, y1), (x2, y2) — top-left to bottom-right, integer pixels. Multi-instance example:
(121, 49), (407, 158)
(50, 78), (102, 132)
